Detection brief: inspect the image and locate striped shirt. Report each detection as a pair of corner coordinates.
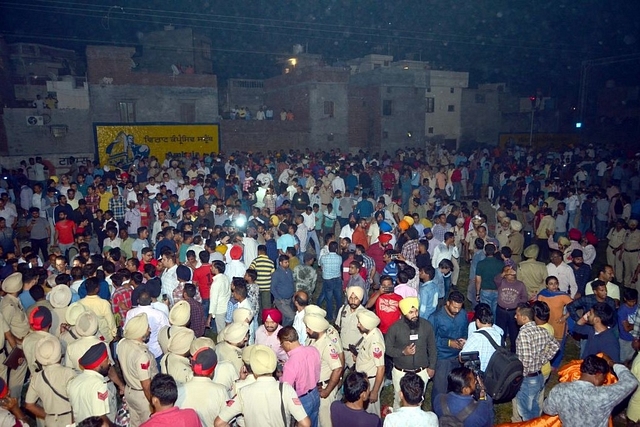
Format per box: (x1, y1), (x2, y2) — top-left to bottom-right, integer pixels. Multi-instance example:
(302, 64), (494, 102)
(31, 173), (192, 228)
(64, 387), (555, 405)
(249, 255), (276, 292)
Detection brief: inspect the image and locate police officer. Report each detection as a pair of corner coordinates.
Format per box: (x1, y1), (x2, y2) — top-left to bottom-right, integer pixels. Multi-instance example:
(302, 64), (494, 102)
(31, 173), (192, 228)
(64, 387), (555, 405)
(47, 282), (71, 339)
(354, 310), (385, 417)
(58, 302), (89, 361)
(623, 219), (640, 285)
(67, 342), (117, 424)
(157, 300), (191, 355)
(160, 327), (194, 384)
(22, 306), (57, 377)
(215, 322), (249, 373)
(177, 347), (228, 426)
(24, 335), (76, 427)
(214, 344), (311, 427)
(116, 313), (158, 427)
(335, 287), (366, 369)
(0, 273), (30, 401)
(305, 314), (344, 427)
(305, 305), (344, 365)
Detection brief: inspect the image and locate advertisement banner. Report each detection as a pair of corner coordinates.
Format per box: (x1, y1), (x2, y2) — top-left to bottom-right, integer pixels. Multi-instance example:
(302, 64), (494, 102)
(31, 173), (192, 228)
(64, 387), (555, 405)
(94, 123), (220, 168)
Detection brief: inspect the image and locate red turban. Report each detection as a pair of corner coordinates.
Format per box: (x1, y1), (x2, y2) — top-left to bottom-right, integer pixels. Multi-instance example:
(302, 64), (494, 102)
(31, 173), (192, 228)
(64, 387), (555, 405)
(262, 308), (282, 324)
(568, 228), (582, 241)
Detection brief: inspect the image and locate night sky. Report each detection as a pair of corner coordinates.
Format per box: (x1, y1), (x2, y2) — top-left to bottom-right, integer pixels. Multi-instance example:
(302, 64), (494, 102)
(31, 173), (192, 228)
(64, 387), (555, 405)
(2, 0), (640, 97)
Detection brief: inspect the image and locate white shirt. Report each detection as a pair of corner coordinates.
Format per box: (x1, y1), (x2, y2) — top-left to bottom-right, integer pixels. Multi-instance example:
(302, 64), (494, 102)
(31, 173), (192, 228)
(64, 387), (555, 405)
(293, 309), (307, 345)
(383, 406), (439, 427)
(161, 264), (179, 305)
(547, 262), (578, 298)
(125, 305), (170, 358)
(462, 323), (505, 372)
(431, 242), (459, 268)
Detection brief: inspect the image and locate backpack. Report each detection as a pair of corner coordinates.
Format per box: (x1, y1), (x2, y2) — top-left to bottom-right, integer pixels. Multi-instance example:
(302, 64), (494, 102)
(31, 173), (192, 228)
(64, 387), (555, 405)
(475, 330), (524, 403)
(439, 394), (477, 427)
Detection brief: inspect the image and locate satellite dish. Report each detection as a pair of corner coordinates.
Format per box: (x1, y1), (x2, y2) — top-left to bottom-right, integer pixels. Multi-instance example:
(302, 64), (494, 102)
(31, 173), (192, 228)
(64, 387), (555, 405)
(171, 64), (180, 76)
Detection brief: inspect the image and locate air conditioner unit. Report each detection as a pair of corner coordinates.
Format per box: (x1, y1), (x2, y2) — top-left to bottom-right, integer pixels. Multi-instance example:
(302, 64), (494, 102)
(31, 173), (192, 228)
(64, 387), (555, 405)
(26, 116), (44, 126)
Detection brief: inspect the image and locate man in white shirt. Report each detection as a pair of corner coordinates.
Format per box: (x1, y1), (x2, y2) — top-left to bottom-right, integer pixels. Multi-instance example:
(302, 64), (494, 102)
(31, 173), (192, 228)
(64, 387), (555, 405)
(160, 251), (180, 305)
(292, 291), (308, 346)
(547, 250), (578, 298)
(125, 291), (170, 359)
(460, 303), (504, 372)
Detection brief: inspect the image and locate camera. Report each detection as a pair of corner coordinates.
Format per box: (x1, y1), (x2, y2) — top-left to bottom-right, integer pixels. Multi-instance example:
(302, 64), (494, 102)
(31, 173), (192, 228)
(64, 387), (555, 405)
(460, 351), (486, 401)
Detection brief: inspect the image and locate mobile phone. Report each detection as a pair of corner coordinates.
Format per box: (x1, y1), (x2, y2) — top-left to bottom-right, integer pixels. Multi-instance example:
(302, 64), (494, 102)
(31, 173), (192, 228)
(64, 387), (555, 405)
(162, 294), (168, 301)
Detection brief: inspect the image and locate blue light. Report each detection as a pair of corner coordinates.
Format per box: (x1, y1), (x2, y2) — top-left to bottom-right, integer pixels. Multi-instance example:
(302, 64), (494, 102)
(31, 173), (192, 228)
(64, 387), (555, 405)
(575, 122), (582, 128)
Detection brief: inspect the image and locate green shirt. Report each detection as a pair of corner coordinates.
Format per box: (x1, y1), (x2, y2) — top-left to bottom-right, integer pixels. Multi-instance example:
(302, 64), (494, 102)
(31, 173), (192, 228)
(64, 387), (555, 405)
(475, 256), (504, 291)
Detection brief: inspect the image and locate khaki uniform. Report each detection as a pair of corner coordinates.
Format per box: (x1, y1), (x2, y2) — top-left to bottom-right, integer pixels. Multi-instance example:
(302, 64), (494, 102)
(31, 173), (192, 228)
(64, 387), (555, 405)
(607, 227), (626, 281)
(355, 327), (385, 416)
(0, 294), (30, 401)
(623, 229), (640, 285)
(0, 316), (9, 383)
(177, 376), (228, 426)
(116, 338), (158, 427)
(67, 369), (117, 423)
(79, 296), (117, 343)
(215, 342), (244, 373)
(23, 331), (56, 376)
(157, 325), (188, 355)
(517, 259), (548, 298)
(212, 360), (240, 396)
(218, 376), (307, 426)
(335, 305), (365, 368)
(50, 307), (68, 339)
(65, 336), (114, 372)
(496, 225), (510, 249)
(465, 228), (479, 260)
(25, 364), (76, 427)
(160, 353), (193, 384)
(312, 333), (343, 427)
(507, 232), (525, 264)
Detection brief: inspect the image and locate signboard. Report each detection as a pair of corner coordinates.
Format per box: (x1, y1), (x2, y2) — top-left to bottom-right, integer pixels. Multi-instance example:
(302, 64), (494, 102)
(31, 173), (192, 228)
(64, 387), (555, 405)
(498, 133), (579, 150)
(94, 123), (220, 168)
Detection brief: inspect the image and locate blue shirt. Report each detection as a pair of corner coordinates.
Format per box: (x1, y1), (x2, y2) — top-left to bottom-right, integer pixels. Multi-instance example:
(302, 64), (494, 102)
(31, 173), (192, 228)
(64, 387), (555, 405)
(433, 392), (493, 427)
(585, 327), (620, 363)
(318, 252), (342, 280)
(429, 307), (468, 360)
(619, 303), (636, 341)
(276, 234), (296, 252)
(155, 239), (177, 259)
(354, 199), (374, 219)
(271, 267), (294, 300)
(419, 280), (439, 321)
(77, 279), (111, 300)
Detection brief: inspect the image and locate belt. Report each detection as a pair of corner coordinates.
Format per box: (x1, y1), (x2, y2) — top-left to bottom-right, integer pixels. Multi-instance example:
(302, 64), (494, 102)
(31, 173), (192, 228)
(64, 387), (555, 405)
(47, 411), (72, 417)
(498, 306), (517, 311)
(526, 371), (542, 377)
(394, 365), (426, 373)
(126, 385), (143, 391)
(299, 388), (317, 398)
(367, 375), (377, 379)
(609, 245), (617, 250)
(625, 249), (640, 253)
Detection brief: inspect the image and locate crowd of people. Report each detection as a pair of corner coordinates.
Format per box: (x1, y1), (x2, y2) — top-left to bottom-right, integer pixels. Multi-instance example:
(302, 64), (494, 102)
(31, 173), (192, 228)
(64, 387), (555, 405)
(0, 143), (639, 426)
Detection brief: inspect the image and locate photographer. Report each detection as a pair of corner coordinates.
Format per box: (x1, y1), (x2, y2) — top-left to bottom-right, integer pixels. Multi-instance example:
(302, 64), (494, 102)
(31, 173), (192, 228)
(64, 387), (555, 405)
(459, 303), (503, 372)
(433, 367), (494, 427)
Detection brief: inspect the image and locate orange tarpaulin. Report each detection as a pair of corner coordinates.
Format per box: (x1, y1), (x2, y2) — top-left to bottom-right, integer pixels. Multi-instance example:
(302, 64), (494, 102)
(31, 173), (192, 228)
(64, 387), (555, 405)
(495, 354), (617, 427)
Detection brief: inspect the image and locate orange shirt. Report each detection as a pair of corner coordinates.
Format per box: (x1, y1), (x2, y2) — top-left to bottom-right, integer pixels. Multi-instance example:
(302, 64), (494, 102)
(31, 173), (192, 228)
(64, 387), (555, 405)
(537, 292), (573, 339)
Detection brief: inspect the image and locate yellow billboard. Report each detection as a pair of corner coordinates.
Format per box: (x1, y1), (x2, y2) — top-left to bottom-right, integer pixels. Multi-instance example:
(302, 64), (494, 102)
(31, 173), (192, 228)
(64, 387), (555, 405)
(94, 123), (220, 168)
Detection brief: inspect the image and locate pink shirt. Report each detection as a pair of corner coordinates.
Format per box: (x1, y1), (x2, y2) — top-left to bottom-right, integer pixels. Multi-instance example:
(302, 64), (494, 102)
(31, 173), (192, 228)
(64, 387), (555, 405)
(394, 284), (418, 299)
(281, 345), (321, 396)
(255, 324), (288, 362)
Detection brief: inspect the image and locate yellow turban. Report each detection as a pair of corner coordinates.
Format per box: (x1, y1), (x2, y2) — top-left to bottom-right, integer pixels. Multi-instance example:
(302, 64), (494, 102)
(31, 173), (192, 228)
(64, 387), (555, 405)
(346, 286), (364, 301)
(399, 297), (419, 315)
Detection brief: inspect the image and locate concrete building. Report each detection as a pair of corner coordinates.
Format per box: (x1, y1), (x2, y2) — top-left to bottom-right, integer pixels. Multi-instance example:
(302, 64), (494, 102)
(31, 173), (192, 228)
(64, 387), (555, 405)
(219, 79), (265, 118)
(136, 27), (214, 75)
(460, 83), (506, 145)
(424, 70), (469, 146)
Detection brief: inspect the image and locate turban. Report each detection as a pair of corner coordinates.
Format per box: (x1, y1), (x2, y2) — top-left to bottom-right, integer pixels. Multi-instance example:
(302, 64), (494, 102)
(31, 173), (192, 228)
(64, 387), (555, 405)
(304, 314), (330, 333)
(232, 308), (253, 324)
(262, 308), (283, 324)
(403, 215), (415, 226)
(0, 378), (7, 399)
(75, 311), (98, 337)
(49, 285), (72, 308)
(568, 229), (582, 241)
(558, 237), (570, 247)
(36, 335), (61, 366)
(346, 286), (364, 301)
(357, 310), (381, 331)
(378, 233), (392, 244)
(224, 323), (249, 344)
(379, 221), (392, 233)
(250, 345), (277, 375)
(305, 305), (327, 318)
(124, 313), (149, 340)
(510, 220), (522, 232)
(169, 301), (191, 326)
(79, 342), (108, 370)
(65, 302), (87, 325)
(230, 245), (243, 260)
(399, 297), (419, 315)
(523, 244), (539, 259)
(168, 328), (195, 355)
(2, 273), (22, 293)
(191, 347), (217, 377)
(190, 337), (215, 355)
(570, 249), (583, 259)
(29, 306), (52, 331)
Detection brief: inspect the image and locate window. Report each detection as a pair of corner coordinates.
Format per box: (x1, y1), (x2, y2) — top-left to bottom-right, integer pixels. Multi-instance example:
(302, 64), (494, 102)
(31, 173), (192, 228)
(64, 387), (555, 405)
(324, 101), (334, 117)
(426, 97), (435, 113)
(450, 87), (455, 93)
(180, 103), (196, 123)
(428, 127), (434, 134)
(447, 104), (455, 112)
(475, 94), (486, 104)
(386, 87), (392, 94)
(382, 100), (392, 116)
(118, 101), (136, 122)
(383, 60), (390, 66)
(201, 42), (211, 59)
(427, 87), (431, 92)
(382, 131), (389, 139)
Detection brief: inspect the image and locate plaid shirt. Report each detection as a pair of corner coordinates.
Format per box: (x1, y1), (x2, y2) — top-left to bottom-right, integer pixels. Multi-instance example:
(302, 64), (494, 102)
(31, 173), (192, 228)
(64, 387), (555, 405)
(84, 194), (101, 214)
(516, 321), (560, 375)
(108, 195), (126, 220)
(401, 239), (420, 264)
(318, 252), (342, 279)
(185, 297), (206, 337)
(111, 285), (132, 327)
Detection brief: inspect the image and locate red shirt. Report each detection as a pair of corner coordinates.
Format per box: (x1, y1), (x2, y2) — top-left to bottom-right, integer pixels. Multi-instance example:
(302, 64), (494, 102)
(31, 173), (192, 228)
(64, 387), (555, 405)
(138, 259), (159, 273)
(140, 406), (202, 427)
(193, 264), (212, 299)
(376, 292), (403, 334)
(366, 243), (391, 274)
(111, 286), (132, 327)
(54, 219), (75, 244)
